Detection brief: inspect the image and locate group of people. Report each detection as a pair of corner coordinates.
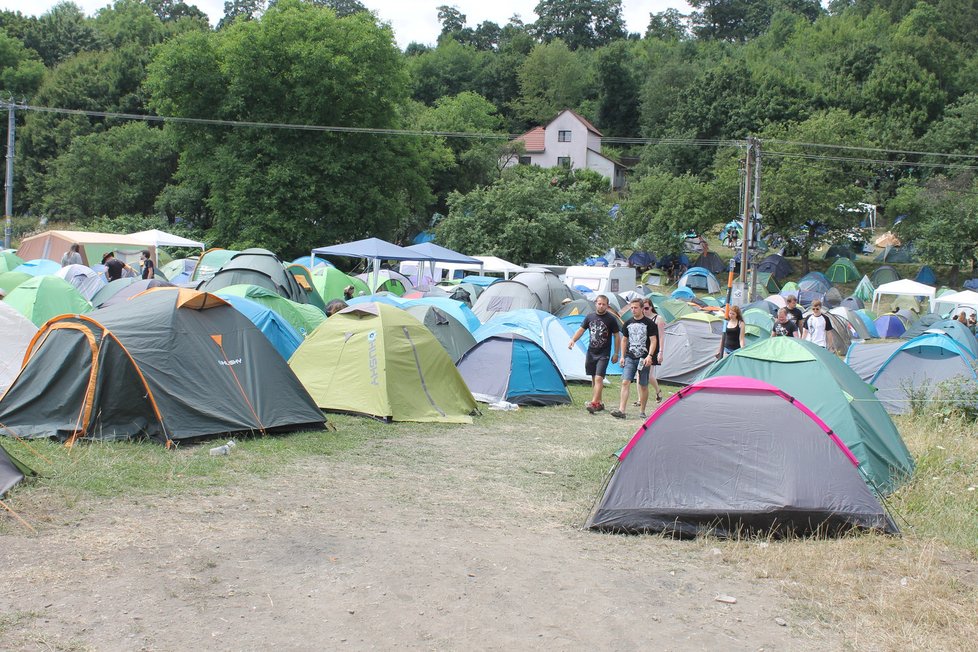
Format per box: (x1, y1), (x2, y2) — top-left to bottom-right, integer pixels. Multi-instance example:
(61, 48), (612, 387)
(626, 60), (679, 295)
(568, 295), (665, 420)
(954, 310), (978, 332)
(720, 295), (834, 358)
(60, 245), (156, 281)
(567, 292), (845, 421)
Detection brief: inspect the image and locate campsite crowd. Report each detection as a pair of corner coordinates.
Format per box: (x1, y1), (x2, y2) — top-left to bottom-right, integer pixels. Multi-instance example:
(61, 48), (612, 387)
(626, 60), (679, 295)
(2, 234), (977, 537)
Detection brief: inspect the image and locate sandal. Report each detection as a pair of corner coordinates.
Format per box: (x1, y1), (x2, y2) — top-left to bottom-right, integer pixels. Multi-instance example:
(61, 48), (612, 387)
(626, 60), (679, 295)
(656, 391), (663, 402)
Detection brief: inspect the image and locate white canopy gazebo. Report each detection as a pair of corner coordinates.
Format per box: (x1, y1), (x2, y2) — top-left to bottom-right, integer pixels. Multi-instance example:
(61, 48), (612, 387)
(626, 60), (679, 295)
(872, 279), (936, 312)
(934, 290), (978, 317)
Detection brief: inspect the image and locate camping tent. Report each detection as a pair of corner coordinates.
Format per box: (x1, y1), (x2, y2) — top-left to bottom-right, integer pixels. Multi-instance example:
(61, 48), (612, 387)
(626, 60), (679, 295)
(401, 242), (480, 289)
(354, 269), (414, 296)
(475, 309), (595, 382)
(934, 290), (978, 318)
(215, 284), (325, 337)
(471, 280), (542, 322)
(693, 252), (724, 274)
(652, 315), (723, 385)
(826, 257), (860, 283)
(757, 254), (793, 281)
(0, 251), (24, 274)
(871, 332), (978, 414)
(219, 294), (304, 360)
(845, 341), (903, 383)
(403, 304), (477, 362)
(853, 275), (875, 302)
(0, 440), (34, 497)
(402, 297), (481, 333)
(511, 270), (574, 313)
(191, 249), (238, 283)
(830, 306), (872, 340)
(701, 337), (914, 493)
(128, 229), (205, 250)
(585, 376), (896, 536)
(160, 258), (198, 284)
(874, 314), (907, 338)
(841, 296), (865, 311)
(456, 334), (570, 406)
(201, 248), (312, 304)
(312, 266), (370, 302)
(16, 230), (157, 268)
(14, 259), (61, 277)
(0, 302), (38, 393)
(824, 244), (856, 260)
(289, 303), (477, 423)
(98, 279), (174, 308)
(3, 276), (92, 327)
(875, 245), (915, 263)
(677, 267), (721, 293)
(915, 265), (937, 285)
(870, 266), (901, 286)
(872, 279), (936, 313)
(0, 289), (325, 443)
(55, 264), (106, 301)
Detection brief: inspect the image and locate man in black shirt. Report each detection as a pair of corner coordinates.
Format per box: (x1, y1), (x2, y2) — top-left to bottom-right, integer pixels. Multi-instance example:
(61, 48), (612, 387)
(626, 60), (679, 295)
(785, 295), (806, 338)
(102, 251), (125, 282)
(568, 294), (620, 414)
(140, 249), (155, 279)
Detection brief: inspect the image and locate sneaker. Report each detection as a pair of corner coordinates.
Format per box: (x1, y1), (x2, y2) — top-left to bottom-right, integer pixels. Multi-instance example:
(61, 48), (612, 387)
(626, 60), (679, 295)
(610, 409), (626, 419)
(593, 402), (605, 413)
(638, 412), (647, 420)
(585, 402), (597, 414)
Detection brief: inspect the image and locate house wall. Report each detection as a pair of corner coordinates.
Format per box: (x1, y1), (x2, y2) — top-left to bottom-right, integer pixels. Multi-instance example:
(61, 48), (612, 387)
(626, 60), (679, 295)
(536, 111), (589, 168)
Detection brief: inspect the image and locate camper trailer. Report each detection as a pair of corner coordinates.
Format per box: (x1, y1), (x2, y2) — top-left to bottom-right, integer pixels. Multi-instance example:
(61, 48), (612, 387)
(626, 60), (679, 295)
(563, 266), (637, 295)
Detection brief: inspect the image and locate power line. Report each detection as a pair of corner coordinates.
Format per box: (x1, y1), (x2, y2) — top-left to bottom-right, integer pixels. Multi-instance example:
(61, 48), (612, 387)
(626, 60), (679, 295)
(764, 150), (978, 172)
(765, 138), (978, 161)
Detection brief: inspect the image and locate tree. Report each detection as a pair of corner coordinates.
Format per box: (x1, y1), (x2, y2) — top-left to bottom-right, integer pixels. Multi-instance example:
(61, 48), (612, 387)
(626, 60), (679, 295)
(513, 39), (589, 124)
(594, 40), (640, 137)
(688, 0), (822, 42)
(0, 30), (45, 97)
(436, 165), (611, 265)
(889, 174), (978, 283)
(20, 2), (99, 67)
(145, 0), (209, 24)
(530, 0), (626, 50)
(757, 110), (874, 273)
(40, 122), (178, 221)
(646, 9), (689, 41)
(147, 0), (439, 257)
(436, 5), (466, 36)
(218, 0), (265, 29)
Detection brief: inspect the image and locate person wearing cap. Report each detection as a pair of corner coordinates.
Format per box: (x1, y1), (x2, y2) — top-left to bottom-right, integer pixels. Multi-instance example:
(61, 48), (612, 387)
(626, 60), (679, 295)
(102, 251), (125, 282)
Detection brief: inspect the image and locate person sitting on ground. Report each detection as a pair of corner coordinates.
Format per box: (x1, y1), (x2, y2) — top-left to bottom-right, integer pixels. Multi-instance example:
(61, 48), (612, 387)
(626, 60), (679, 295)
(611, 298), (657, 420)
(772, 307), (798, 338)
(140, 249), (155, 280)
(102, 251), (125, 282)
(717, 304), (746, 358)
(61, 244), (83, 267)
(325, 299), (347, 316)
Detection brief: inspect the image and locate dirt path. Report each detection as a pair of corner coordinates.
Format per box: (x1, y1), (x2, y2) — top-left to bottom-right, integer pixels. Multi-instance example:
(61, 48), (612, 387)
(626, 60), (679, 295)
(1, 424), (838, 650)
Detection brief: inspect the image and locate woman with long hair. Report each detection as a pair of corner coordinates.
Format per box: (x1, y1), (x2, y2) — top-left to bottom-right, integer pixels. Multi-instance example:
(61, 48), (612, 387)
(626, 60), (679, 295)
(717, 304), (746, 359)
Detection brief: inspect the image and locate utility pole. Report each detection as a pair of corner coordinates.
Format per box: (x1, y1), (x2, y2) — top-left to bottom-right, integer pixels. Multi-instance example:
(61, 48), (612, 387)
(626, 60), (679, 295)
(749, 137), (762, 301)
(739, 139), (753, 286)
(3, 99), (14, 250)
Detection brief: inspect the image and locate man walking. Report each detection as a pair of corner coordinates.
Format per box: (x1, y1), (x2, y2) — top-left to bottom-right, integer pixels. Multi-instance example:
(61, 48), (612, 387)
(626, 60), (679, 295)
(611, 299), (657, 420)
(805, 300), (833, 348)
(568, 294), (620, 414)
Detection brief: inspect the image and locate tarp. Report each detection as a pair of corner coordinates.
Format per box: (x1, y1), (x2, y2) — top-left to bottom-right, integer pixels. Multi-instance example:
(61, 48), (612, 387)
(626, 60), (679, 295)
(701, 337), (914, 493)
(456, 334), (570, 406)
(586, 376), (896, 537)
(289, 302), (477, 423)
(0, 289), (325, 443)
(16, 230), (157, 268)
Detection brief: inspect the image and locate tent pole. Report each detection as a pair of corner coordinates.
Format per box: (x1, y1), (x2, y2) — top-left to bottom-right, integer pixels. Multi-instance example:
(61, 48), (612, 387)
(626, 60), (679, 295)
(372, 257), (380, 294)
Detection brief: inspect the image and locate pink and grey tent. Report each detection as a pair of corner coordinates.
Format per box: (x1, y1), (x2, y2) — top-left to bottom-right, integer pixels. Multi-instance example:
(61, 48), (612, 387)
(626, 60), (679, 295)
(585, 376), (897, 537)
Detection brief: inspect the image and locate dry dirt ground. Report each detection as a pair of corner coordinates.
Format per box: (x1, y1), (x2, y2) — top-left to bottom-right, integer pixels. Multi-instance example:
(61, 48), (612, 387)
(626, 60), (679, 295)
(4, 414), (846, 651)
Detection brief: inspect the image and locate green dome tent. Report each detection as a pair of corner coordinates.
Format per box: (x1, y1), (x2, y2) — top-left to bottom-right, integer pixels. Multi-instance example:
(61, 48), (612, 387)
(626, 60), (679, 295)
(290, 302), (478, 423)
(215, 284), (325, 337)
(853, 275), (875, 302)
(826, 257), (860, 283)
(0, 251), (25, 274)
(700, 337), (914, 494)
(0, 271), (32, 296)
(3, 276), (92, 327)
(312, 266), (370, 302)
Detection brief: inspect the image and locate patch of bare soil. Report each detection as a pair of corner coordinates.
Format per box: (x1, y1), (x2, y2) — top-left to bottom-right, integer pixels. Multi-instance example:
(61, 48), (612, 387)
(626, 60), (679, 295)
(1, 427), (837, 650)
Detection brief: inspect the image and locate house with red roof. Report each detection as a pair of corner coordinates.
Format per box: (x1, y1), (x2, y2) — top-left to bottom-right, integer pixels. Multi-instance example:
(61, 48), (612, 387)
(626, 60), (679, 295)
(505, 109), (626, 189)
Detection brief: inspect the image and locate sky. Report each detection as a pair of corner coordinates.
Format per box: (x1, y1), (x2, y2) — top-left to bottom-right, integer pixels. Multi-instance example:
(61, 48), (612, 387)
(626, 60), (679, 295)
(5, 0), (692, 48)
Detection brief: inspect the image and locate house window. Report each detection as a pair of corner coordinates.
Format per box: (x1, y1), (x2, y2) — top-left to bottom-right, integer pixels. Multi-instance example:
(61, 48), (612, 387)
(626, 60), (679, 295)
(518, 156), (532, 165)
(557, 156), (571, 167)
(558, 130), (572, 142)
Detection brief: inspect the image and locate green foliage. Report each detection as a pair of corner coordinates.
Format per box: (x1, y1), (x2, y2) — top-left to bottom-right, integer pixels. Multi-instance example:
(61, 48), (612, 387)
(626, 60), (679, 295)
(530, 0), (627, 50)
(436, 166), (611, 265)
(890, 173), (978, 273)
(0, 29), (45, 97)
(513, 39), (589, 124)
(40, 122), (178, 222)
(19, 1), (99, 67)
(147, 0), (437, 257)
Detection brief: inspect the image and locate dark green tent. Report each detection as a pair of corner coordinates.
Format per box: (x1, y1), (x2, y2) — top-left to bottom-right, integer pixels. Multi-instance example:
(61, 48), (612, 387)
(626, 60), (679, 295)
(0, 288), (325, 445)
(201, 248), (311, 304)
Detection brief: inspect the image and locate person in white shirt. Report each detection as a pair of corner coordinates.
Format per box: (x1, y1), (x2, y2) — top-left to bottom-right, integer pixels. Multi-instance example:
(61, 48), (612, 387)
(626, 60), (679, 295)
(805, 300), (833, 348)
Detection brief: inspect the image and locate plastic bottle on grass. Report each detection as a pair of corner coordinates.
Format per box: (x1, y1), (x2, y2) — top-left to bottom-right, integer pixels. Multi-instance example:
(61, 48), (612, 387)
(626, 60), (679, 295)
(209, 440), (236, 456)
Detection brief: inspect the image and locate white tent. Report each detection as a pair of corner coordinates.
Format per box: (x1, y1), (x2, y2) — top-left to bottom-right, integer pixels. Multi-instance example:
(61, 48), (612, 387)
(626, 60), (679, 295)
(128, 229), (206, 249)
(0, 302), (38, 393)
(871, 279), (936, 312)
(934, 290), (978, 316)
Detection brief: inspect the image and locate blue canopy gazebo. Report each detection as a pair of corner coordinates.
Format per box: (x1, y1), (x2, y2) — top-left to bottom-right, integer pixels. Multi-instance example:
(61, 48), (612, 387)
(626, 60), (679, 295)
(403, 242), (481, 289)
(311, 237), (435, 293)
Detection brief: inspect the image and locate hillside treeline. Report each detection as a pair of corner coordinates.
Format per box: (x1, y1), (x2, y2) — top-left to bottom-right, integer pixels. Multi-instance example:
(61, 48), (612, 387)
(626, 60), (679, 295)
(1, 0), (977, 273)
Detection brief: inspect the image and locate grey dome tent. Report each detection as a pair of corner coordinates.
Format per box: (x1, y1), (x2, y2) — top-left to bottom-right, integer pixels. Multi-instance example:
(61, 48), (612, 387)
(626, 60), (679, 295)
(0, 289), (326, 444)
(1, 441), (34, 496)
(403, 304), (477, 362)
(870, 265), (901, 286)
(201, 248), (312, 304)
(693, 251), (724, 274)
(456, 334), (570, 406)
(472, 280), (542, 322)
(511, 270), (574, 313)
(586, 376), (897, 537)
(652, 315), (723, 385)
(757, 254), (793, 281)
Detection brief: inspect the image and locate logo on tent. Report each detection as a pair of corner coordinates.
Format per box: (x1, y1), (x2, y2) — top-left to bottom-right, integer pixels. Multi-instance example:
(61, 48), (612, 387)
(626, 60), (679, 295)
(367, 331), (379, 386)
(219, 358), (243, 366)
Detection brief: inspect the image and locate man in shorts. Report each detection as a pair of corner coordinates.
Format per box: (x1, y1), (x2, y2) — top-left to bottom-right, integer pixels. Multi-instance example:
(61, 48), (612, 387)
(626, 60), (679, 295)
(568, 294), (620, 413)
(611, 299), (657, 420)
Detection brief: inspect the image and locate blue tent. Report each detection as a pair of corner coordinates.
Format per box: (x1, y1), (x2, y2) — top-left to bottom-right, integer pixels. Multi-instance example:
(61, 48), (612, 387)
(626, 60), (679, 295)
(871, 332), (978, 414)
(627, 251), (655, 267)
(671, 287), (695, 300)
(874, 314), (906, 338)
(220, 294), (304, 360)
(915, 265), (937, 286)
(678, 267), (720, 292)
(14, 259), (61, 276)
(291, 256), (332, 269)
(456, 334), (570, 406)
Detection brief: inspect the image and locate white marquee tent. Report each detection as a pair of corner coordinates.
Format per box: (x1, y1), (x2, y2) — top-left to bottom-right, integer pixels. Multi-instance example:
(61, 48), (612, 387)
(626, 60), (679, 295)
(871, 279), (936, 312)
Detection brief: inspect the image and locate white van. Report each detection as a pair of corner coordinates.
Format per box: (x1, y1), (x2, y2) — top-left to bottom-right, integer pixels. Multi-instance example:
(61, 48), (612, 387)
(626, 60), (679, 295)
(563, 266), (637, 295)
